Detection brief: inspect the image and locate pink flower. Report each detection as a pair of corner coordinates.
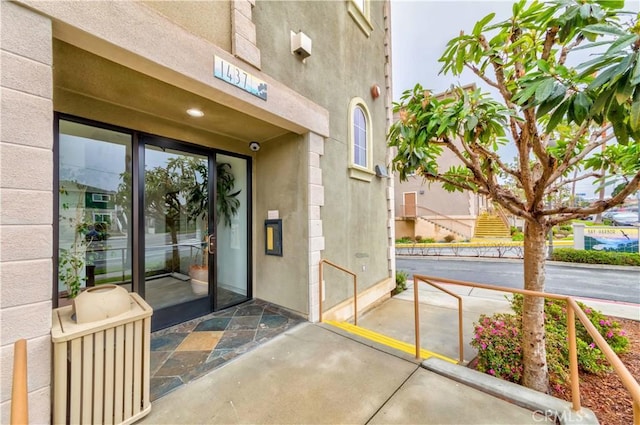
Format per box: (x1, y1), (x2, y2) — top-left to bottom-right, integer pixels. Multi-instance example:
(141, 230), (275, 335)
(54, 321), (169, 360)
(620, 330), (626, 336)
(607, 331), (614, 338)
(588, 343), (595, 349)
(584, 308), (592, 314)
(488, 369), (495, 376)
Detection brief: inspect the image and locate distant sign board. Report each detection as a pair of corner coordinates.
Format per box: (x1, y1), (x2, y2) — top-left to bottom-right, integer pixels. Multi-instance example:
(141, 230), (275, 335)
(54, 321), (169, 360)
(214, 56), (267, 100)
(584, 226), (639, 253)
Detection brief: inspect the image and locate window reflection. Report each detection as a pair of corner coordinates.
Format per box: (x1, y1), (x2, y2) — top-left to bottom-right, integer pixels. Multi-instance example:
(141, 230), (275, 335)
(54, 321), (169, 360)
(58, 120), (132, 302)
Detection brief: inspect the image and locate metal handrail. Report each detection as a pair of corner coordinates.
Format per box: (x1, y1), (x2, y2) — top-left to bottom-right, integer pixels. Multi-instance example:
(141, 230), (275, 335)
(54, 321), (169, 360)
(413, 276), (464, 363)
(413, 274), (640, 423)
(11, 339), (28, 424)
(415, 205), (474, 231)
(492, 202), (511, 229)
(319, 259), (358, 326)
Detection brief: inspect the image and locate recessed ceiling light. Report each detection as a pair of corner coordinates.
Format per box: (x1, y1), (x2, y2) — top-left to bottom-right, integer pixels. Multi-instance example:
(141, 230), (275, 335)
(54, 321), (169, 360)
(186, 108), (204, 117)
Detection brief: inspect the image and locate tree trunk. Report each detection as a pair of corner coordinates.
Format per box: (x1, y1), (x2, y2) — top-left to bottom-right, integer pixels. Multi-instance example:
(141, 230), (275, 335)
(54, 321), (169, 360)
(521, 219), (549, 392)
(166, 218), (180, 272)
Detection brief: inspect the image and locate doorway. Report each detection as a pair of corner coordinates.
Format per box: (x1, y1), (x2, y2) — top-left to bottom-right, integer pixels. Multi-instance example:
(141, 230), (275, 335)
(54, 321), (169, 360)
(56, 116), (251, 331)
(141, 136), (251, 329)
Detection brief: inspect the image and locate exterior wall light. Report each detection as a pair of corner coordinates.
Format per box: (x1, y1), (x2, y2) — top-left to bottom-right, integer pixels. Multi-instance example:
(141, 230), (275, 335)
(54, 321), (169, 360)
(186, 108), (204, 117)
(291, 30), (312, 61)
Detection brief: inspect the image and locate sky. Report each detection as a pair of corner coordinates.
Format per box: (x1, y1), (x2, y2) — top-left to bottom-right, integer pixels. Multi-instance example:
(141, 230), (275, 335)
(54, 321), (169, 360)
(390, 0), (639, 198)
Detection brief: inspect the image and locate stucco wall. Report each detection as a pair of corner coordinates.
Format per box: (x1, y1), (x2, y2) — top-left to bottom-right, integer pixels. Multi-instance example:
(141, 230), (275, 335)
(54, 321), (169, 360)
(254, 133), (311, 314)
(142, 1), (232, 52)
(254, 1), (391, 309)
(0, 2), (53, 422)
(394, 176), (473, 217)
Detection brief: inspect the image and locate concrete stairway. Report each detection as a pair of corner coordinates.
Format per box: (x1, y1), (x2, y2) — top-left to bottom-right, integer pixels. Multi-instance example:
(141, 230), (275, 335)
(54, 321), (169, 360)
(473, 213), (511, 239)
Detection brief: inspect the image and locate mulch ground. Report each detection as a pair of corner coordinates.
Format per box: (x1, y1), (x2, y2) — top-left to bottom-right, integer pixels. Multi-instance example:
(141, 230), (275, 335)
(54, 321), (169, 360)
(551, 318), (640, 425)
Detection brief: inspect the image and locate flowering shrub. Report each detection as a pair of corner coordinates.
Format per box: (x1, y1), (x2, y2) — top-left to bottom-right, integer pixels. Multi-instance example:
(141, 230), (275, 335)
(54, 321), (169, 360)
(471, 295), (629, 387)
(471, 314), (523, 383)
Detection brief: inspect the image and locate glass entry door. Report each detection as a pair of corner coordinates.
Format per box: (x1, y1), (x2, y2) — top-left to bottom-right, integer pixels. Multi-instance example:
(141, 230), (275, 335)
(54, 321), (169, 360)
(141, 136), (251, 329)
(142, 142), (213, 328)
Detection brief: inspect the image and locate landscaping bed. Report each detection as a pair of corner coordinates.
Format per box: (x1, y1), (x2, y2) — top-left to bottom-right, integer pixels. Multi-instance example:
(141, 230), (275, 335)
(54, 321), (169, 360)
(551, 317), (640, 425)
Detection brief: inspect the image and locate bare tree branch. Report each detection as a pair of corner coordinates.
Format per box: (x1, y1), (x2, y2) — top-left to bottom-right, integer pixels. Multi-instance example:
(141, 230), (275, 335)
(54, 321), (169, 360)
(544, 172), (603, 195)
(558, 34), (584, 65)
(541, 26), (559, 61)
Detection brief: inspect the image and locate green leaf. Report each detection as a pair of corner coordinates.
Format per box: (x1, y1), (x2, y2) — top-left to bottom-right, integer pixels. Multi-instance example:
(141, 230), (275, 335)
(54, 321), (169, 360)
(612, 121), (629, 145)
(631, 54), (640, 85)
(615, 72), (634, 105)
(473, 13), (495, 36)
(573, 92), (591, 124)
(513, 81), (542, 105)
(546, 100), (569, 133)
(598, 1), (624, 9)
(579, 3), (591, 19)
(455, 48), (465, 75)
(582, 23), (627, 37)
(604, 34), (639, 58)
(630, 91), (640, 133)
(590, 87), (613, 116)
(588, 63), (621, 90)
(466, 115), (478, 132)
(537, 59), (550, 73)
(535, 79), (555, 104)
(536, 84), (567, 118)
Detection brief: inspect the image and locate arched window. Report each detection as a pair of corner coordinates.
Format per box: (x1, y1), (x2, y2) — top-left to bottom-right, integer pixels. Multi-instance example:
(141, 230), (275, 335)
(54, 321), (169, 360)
(348, 98), (373, 181)
(353, 106), (367, 167)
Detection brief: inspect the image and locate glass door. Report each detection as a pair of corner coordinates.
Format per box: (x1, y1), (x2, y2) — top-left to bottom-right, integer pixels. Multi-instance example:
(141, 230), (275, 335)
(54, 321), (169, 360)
(142, 139), (214, 328)
(214, 153), (250, 309)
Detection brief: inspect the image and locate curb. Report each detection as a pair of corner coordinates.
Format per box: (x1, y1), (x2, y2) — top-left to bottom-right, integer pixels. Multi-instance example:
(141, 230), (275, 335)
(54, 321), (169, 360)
(422, 358), (599, 425)
(398, 255), (640, 271)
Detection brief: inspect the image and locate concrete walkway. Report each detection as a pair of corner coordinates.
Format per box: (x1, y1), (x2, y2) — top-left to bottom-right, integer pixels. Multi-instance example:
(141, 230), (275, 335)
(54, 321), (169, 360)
(140, 324), (545, 424)
(140, 284), (638, 424)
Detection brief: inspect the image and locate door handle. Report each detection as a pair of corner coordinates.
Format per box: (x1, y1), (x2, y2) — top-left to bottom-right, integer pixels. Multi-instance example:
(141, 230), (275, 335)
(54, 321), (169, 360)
(208, 234), (216, 254)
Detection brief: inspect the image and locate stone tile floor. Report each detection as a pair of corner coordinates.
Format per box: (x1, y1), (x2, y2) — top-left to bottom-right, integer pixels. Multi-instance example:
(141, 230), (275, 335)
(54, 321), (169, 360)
(149, 299), (304, 401)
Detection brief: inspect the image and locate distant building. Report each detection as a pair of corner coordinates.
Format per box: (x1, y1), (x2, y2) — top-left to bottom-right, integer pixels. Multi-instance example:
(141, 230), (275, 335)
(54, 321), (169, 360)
(393, 85), (487, 241)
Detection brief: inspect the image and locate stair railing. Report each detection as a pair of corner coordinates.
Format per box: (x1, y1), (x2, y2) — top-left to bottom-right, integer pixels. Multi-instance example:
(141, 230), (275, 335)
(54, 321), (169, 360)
(415, 205), (473, 238)
(412, 274), (640, 424)
(413, 276), (464, 363)
(11, 339), (28, 425)
(492, 202), (511, 229)
(319, 259), (358, 325)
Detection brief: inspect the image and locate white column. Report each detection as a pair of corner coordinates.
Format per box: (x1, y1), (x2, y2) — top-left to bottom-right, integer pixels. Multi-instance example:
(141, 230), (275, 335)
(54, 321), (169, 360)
(307, 132), (324, 322)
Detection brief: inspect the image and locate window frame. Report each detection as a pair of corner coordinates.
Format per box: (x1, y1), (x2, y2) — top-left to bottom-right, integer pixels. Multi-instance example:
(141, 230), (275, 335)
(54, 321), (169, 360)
(348, 97), (374, 182)
(347, 0), (373, 37)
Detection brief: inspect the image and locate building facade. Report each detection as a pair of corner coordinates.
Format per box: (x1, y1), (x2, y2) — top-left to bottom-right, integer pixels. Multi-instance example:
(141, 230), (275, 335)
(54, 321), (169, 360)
(0, 0), (395, 421)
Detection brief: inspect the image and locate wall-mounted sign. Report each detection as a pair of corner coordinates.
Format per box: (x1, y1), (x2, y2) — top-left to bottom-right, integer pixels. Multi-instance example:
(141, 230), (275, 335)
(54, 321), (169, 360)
(214, 56), (267, 100)
(584, 226), (639, 253)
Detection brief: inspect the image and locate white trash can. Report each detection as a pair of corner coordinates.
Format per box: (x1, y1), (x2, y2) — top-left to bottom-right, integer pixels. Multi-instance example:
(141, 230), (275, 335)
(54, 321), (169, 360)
(51, 289), (153, 425)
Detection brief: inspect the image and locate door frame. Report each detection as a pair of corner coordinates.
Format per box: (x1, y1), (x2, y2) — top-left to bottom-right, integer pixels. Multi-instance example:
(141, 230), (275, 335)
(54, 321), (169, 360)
(54, 113), (253, 330)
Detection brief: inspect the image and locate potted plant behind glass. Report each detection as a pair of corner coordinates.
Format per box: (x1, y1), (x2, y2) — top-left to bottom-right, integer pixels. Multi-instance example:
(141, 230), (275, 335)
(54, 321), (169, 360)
(187, 161), (240, 294)
(58, 183), (91, 302)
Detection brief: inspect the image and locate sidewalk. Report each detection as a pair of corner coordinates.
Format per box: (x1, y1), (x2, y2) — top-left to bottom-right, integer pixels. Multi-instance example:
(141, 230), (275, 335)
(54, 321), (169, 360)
(140, 324), (548, 424)
(137, 284), (635, 424)
(358, 281), (639, 363)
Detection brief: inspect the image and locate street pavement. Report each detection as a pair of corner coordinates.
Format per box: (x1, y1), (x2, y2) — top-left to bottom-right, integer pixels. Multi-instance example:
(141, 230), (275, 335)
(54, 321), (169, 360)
(397, 256), (640, 304)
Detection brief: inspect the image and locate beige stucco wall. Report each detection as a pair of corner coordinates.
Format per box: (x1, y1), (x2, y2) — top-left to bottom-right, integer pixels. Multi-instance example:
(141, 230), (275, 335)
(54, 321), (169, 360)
(0, 2), (53, 422)
(254, 1), (392, 309)
(142, 1), (231, 52)
(254, 133), (310, 314)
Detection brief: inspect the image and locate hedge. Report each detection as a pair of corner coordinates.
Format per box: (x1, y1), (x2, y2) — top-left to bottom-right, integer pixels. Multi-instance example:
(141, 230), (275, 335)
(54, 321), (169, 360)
(551, 248), (640, 266)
